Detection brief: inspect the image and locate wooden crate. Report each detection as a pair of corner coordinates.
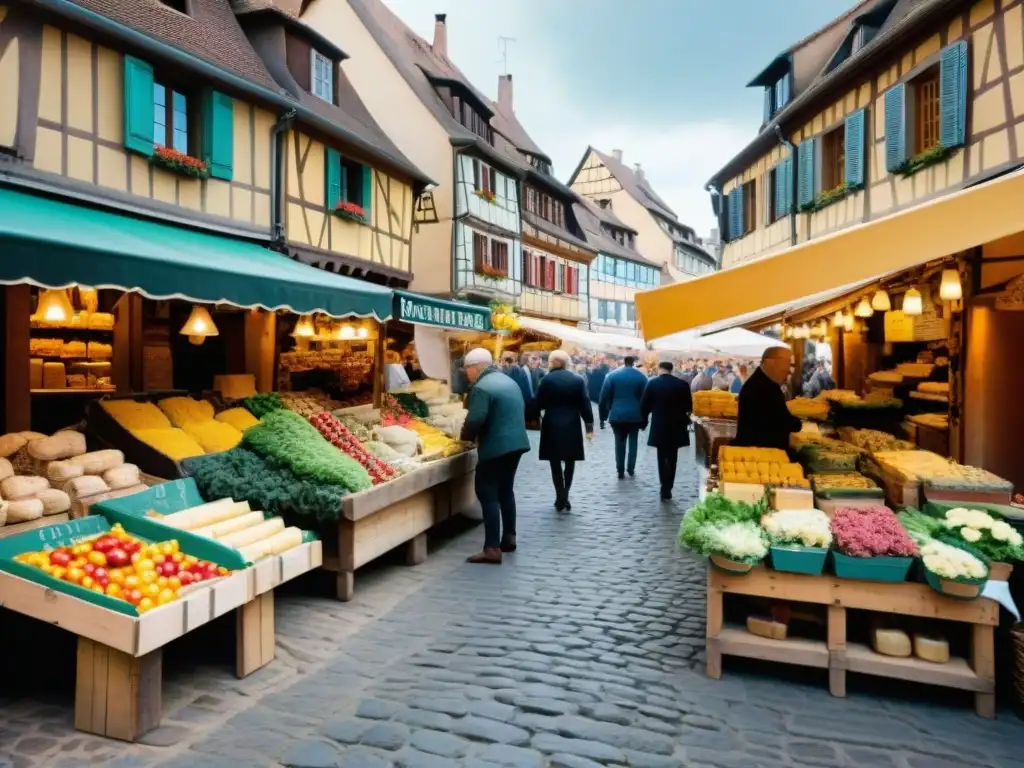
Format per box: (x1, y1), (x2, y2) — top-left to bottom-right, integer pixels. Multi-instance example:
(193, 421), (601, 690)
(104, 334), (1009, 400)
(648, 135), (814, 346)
(0, 513), (70, 539)
(705, 565), (998, 717)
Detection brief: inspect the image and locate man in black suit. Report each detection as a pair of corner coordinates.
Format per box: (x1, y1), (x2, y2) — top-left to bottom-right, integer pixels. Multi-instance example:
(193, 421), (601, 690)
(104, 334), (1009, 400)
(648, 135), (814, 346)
(641, 361), (693, 501)
(733, 347), (802, 451)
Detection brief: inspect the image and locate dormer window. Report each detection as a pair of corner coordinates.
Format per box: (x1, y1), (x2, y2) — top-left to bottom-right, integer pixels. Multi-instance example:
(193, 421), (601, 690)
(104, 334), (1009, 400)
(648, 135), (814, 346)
(851, 24), (878, 55)
(311, 50), (334, 104)
(766, 74), (791, 119)
(528, 155), (551, 175)
(451, 95), (492, 143)
(159, 0), (190, 15)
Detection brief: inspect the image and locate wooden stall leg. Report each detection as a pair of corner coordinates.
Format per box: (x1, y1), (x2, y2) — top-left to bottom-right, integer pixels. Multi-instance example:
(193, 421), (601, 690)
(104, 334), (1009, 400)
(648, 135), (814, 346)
(827, 605), (848, 698)
(336, 571), (354, 602)
(705, 568), (723, 680)
(405, 532), (427, 566)
(75, 637), (161, 742)
(971, 624), (996, 718)
(236, 591), (276, 678)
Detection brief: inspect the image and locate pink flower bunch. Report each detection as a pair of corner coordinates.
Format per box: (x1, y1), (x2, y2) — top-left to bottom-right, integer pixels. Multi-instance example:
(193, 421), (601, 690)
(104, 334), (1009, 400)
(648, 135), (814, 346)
(831, 506), (919, 558)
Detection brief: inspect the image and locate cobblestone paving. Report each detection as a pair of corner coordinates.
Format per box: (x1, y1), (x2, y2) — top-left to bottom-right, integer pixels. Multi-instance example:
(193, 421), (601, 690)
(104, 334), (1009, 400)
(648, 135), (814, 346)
(2, 430), (1024, 767)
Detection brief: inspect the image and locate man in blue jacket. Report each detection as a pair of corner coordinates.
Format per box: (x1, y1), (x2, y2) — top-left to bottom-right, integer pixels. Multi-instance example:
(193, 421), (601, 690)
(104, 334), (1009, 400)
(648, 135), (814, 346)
(599, 356), (648, 479)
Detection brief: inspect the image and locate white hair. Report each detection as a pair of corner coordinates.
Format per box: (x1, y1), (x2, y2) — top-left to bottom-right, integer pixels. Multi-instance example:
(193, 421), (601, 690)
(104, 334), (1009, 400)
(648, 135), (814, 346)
(548, 350), (571, 369)
(464, 348), (493, 367)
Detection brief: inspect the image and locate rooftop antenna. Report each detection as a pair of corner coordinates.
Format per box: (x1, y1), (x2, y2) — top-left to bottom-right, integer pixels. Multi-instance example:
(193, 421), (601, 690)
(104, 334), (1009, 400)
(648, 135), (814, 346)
(498, 36), (516, 75)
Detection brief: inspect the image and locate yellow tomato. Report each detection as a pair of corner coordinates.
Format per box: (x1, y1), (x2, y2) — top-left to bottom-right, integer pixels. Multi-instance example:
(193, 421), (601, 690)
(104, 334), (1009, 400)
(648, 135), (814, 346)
(72, 543), (90, 557)
(171, 552), (184, 564)
(157, 576), (169, 588)
(140, 570), (159, 585)
(157, 588), (176, 605)
(217, 567), (229, 576)
(87, 551), (107, 567)
(137, 558), (155, 573)
(124, 574), (140, 589)
(39, 563), (54, 575)
(183, 555), (198, 566)
(137, 597), (154, 614)
(166, 540), (180, 555)
(168, 576), (181, 590)
(109, 569), (126, 586)
(81, 575), (96, 590)
(50, 566), (67, 581)
(91, 585), (105, 594)
(145, 582), (160, 598)
(66, 567), (85, 585)
(70, 558), (86, 569)
(106, 583), (122, 598)
(153, 554), (166, 566)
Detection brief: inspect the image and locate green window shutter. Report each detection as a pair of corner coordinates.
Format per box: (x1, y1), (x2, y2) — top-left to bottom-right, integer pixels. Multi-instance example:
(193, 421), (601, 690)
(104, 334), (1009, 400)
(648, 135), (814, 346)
(797, 138), (816, 207)
(844, 108), (866, 187)
(325, 148), (341, 210)
(362, 164), (373, 221)
(884, 84), (907, 171)
(123, 55), (154, 157)
(939, 40), (968, 148)
(202, 89), (234, 180)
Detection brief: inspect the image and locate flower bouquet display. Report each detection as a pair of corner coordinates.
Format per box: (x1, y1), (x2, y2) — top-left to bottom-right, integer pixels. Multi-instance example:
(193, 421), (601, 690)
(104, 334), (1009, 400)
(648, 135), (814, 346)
(762, 508), (832, 575)
(830, 506), (919, 582)
(680, 493), (768, 574)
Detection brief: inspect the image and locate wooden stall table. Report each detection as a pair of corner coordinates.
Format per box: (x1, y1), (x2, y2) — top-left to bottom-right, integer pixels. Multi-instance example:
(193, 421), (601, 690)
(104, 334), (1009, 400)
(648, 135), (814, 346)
(692, 416), (736, 468)
(322, 450), (479, 601)
(705, 565), (999, 717)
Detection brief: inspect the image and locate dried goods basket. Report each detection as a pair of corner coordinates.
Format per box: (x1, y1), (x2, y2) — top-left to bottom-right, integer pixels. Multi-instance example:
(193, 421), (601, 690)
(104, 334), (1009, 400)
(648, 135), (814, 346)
(770, 545), (828, 575)
(832, 552), (913, 582)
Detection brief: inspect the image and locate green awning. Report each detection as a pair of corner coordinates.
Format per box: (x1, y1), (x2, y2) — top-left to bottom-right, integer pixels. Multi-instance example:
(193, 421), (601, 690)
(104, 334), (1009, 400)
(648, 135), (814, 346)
(0, 187), (393, 319)
(394, 291), (491, 332)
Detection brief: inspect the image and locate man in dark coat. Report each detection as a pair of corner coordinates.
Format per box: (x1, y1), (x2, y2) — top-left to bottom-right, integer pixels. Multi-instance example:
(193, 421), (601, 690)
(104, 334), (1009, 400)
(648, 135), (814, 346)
(641, 362), (693, 501)
(535, 350), (594, 511)
(599, 356), (648, 479)
(733, 347), (802, 452)
(501, 352), (533, 408)
(587, 357), (611, 428)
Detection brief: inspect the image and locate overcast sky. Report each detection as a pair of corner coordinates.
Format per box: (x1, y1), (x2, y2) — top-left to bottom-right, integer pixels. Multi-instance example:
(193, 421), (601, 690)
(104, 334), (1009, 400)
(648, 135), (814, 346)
(381, 0), (852, 235)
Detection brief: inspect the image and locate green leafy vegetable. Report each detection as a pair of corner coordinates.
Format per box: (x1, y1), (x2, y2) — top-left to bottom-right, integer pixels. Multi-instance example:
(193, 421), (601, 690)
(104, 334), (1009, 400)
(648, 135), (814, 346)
(679, 493), (769, 564)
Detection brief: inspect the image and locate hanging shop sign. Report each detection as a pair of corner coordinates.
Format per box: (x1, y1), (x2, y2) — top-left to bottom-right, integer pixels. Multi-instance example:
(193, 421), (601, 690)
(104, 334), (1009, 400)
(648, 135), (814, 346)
(394, 292), (491, 332)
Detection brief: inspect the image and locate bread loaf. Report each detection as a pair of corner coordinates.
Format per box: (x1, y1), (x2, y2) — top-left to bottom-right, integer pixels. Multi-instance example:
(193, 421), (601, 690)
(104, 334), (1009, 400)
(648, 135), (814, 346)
(1, 475), (50, 500)
(0, 457), (14, 483)
(68, 449), (123, 474)
(102, 463), (140, 490)
(0, 434), (27, 458)
(36, 488), (71, 515)
(64, 475), (109, 500)
(47, 459), (84, 484)
(6, 498), (44, 523)
(28, 431), (86, 461)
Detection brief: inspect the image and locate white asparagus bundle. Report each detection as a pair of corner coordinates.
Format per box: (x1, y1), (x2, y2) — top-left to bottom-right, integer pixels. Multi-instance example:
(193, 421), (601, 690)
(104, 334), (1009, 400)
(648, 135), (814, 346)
(156, 498), (244, 530)
(191, 511), (264, 540)
(237, 527), (303, 562)
(218, 517), (284, 549)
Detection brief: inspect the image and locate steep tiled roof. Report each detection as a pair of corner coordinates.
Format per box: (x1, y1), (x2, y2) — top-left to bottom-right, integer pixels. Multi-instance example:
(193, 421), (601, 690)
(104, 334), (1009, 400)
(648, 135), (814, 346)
(232, 0), (345, 59)
(573, 199), (660, 268)
(65, 0), (282, 92)
(589, 147), (677, 220)
(578, 195), (637, 234)
(709, 0), (967, 186)
(347, 0), (525, 176)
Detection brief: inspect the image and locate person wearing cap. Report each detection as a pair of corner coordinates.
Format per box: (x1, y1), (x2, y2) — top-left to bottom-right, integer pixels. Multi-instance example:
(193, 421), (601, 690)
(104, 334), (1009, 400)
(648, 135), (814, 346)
(460, 348), (531, 564)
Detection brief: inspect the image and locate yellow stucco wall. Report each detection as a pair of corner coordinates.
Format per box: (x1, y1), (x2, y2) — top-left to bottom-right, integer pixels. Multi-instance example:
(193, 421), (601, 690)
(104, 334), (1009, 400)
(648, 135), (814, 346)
(284, 129), (413, 274)
(32, 25), (272, 229)
(521, 289), (585, 322)
(0, 6), (18, 149)
(719, 0), (1022, 268)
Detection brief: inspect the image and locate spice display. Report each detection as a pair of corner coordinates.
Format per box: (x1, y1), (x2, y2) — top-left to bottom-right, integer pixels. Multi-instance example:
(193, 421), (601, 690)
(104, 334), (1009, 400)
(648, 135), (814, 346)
(243, 410), (372, 493)
(830, 507), (919, 558)
(308, 412), (399, 485)
(101, 400), (173, 431)
(279, 392), (331, 419)
(334, 412), (374, 442)
(389, 392), (430, 419)
(214, 408), (260, 432)
(761, 509), (832, 548)
(158, 397), (215, 426)
(787, 398), (830, 421)
(133, 428), (206, 461)
(809, 472), (879, 491)
(692, 390), (737, 419)
(184, 448), (348, 522)
(842, 428), (916, 454)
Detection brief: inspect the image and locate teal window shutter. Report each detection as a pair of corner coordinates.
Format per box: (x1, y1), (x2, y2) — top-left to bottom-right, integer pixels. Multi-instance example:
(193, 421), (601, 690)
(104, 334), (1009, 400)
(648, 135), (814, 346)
(734, 187), (744, 237)
(123, 55), (154, 157)
(844, 109), (866, 187)
(884, 84), (907, 171)
(362, 164), (373, 221)
(797, 138), (816, 207)
(774, 164), (785, 220)
(784, 154), (795, 213)
(325, 148), (341, 210)
(202, 89), (234, 180)
(939, 40), (968, 148)
(726, 189), (739, 240)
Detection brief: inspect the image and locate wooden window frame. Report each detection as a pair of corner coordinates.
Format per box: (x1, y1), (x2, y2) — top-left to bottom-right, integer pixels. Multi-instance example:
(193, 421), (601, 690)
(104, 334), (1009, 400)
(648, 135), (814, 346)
(741, 180), (756, 236)
(340, 156), (364, 207)
(912, 68), (941, 155)
(311, 49), (334, 105)
(820, 125), (846, 193)
(153, 78), (194, 156)
(766, 167), (779, 224)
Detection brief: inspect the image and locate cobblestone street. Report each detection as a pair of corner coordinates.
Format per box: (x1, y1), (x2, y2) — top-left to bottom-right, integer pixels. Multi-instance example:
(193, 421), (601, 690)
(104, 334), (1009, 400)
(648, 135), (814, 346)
(3, 429), (1024, 768)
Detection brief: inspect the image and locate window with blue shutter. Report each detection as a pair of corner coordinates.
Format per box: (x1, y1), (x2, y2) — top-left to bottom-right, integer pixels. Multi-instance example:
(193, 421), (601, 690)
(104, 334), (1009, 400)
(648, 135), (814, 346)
(202, 89), (234, 180)
(884, 83), (907, 171)
(797, 138), (816, 208)
(325, 148), (342, 210)
(362, 165), (373, 225)
(783, 154), (794, 214)
(728, 188), (743, 240)
(844, 108), (866, 187)
(939, 40), (968, 149)
(123, 55), (155, 157)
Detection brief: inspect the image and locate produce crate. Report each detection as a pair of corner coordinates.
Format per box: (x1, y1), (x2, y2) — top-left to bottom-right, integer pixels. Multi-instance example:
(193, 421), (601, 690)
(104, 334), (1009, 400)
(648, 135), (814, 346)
(84, 392), (191, 479)
(923, 568), (986, 600)
(922, 486), (1012, 505)
(815, 496), (886, 518)
(770, 545), (828, 575)
(832, 552), (914, 583)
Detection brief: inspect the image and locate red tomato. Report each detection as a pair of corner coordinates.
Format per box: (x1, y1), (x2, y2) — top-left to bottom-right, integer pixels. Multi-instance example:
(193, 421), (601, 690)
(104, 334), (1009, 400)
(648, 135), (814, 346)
(159, 561), (178, 577)
(126, 589), (143, 605)
(49, 550), (72, 567)
(92, 567), (108, 582)
(83, 563), (97, 576)
(91, 537), (116, 553)
(106, 548), (130, 568)
(178, 572), (193, 586)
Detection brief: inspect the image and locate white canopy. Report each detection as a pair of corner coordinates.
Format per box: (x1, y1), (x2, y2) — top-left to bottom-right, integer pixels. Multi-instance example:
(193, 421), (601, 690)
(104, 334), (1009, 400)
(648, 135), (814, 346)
(517, 315), (648, 354)
(700, 328), (788, 359)
(650, 331), (720, 357)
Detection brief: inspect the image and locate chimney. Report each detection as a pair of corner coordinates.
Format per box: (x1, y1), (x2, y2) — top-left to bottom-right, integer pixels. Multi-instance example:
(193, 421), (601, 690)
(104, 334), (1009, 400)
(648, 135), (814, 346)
(433, 13), (447, 58)
(611, 149), (623, 163)
(634, 162), (645, 181)
(497, 74), (513, 111)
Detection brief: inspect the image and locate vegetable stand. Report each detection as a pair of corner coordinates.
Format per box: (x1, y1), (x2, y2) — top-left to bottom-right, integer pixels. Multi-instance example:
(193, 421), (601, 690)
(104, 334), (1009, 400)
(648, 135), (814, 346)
(705, 564), (999, 717)
(325, 450), (478, 600)
(0, 481), (321, 742)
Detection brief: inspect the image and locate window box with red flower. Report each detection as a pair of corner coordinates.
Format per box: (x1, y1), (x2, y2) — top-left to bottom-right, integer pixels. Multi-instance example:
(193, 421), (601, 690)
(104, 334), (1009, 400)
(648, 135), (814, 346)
(333, 200), (367, 224)
(150, 145), (210, 179)
(474, 188), (497, 204)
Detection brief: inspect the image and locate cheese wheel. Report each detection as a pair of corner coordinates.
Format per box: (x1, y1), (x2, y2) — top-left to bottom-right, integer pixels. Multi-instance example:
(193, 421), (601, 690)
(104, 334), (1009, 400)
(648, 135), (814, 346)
(218, 517), (285, 549)
(191, 511), (264, 540)
(746, 615), (787, 640)
(872, 628), (912, 657)
(157, 498), (241, 530)
(237, 527), (303, 562)
(913, 633), (950, 664)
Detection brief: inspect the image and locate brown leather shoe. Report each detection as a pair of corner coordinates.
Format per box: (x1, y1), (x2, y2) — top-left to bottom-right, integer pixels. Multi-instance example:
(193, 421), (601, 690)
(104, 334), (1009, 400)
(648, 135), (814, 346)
(467, 547), (502, 564)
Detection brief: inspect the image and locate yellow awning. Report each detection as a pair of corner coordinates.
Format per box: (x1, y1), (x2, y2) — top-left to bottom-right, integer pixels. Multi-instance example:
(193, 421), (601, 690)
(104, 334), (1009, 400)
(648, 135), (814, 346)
(635, 169), (1024, 340)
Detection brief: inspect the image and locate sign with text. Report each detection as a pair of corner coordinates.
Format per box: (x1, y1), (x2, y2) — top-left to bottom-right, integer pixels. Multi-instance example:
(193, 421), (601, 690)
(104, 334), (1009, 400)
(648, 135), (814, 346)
(395, 292), (491, 332)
